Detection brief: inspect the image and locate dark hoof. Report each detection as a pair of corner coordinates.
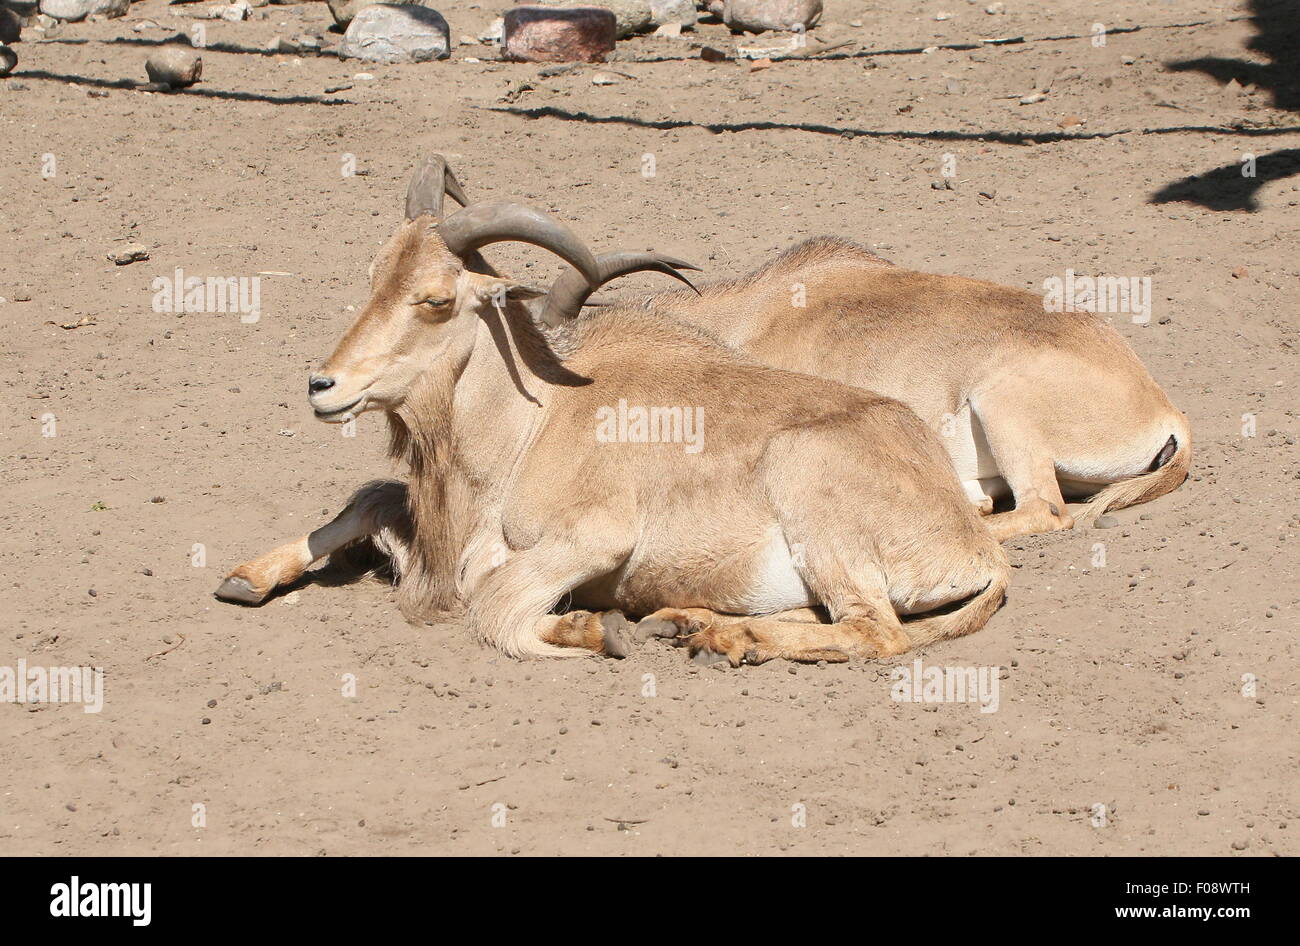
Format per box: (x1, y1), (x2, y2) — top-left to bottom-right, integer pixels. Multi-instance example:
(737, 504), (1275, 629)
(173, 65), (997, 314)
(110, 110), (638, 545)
(215, 576), (267, 605)
(635, 616), (683, 641)
(600, 611), (633, 659)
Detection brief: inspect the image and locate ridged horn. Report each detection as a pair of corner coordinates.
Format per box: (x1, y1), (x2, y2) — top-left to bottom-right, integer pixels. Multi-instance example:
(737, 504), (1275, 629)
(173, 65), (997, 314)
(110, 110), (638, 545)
(404, 155), (470, 220)
(435, 201), (602, 286)
(540, 252), (702, 327)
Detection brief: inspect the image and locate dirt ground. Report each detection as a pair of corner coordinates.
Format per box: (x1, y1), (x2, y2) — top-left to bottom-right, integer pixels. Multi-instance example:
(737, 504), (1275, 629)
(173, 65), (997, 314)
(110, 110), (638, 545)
(1, 0), (1296, 856)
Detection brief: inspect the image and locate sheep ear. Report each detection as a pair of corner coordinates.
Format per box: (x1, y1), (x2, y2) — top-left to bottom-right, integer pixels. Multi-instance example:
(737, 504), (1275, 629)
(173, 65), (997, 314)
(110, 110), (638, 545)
(464, 272), (546, 306)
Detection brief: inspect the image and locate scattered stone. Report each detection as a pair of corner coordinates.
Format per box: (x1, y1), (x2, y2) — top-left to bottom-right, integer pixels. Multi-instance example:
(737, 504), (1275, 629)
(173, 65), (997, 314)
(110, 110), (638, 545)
(39, 0), (129, 22)
(1094, 515), (1120, 529)
(209, 2), (252, 21)
(1019, 91), (1046, 104)
(699, 45), (728, 62)
(721, 0), (822, 33)
(1230, 266), (1248, 279)
(0, 6), (20, 44)
(591, 71), (618, 84)
(339, 4), (451, 63)
(985, 1), (1003, 12)
(132, 19), (162, 32)
(653, 21), (681, 37)
(1057, 114), (1084, 129)
(0, 45), (14, 78)
(108, 242), (150, 265)
(146, 48), (203, 88)
(503, 6), (616, 63)
(478, 16), (504, 44)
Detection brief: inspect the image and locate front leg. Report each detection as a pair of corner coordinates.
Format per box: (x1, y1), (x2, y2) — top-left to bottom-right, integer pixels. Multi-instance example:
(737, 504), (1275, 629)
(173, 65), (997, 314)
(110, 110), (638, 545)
(216, 480), (409, 604)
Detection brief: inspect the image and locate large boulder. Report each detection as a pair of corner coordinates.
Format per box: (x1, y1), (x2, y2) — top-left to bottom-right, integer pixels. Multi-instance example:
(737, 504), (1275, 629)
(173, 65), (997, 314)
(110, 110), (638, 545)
(649, 0), (694, 28)
(720, 0), (821, 32)
(146, 47), (202, 87)
(338, 4), (451, 62)
(0, 5), (21, 44)
(327, 0), (428, 29)
(503, 6), (615, 62)
(0, 44), (15, 77)
(39, 0), (129, 22)
(523, 0), (648, 39)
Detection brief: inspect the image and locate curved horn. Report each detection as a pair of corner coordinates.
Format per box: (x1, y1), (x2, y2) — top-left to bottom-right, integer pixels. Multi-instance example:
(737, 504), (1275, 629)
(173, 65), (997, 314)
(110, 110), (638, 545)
(437, 201), (602, 286)
(404, 154), (470, 220)
(540, 252), (702, 328)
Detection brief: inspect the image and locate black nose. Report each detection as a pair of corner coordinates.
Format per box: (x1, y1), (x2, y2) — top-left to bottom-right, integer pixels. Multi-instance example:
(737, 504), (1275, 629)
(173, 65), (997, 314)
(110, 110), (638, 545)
(309, 375), (335, 394)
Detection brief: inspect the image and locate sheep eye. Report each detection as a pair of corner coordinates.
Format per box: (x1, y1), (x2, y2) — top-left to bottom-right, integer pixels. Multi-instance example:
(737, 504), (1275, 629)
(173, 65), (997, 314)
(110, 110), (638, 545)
(418, 297), (451, 308)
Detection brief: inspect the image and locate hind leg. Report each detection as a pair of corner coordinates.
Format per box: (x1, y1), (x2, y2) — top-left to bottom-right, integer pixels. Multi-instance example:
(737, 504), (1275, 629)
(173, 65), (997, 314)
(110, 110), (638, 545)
(971, 398), (1075, 541)
(634, 605), (823, 641)
(640, 596), (910, 667)
(216, 481), (408, 604)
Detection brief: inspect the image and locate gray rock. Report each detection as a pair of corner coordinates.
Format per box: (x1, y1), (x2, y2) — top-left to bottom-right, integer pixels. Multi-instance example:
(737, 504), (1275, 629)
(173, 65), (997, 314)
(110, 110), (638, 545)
(0, 6), (21, 44)
(1093, 514), (1120, 529)
(722, 0), (822, 32)
(108, 243), (150, 265)
(39, 0), (129, 22)
(145, 48), (203, 88)
(327, 0), (428, 28)
(649, 0), (695, 28)
(339, 5), (450, 63)
(529, 0), (651, 39)
(0, 44), (15, 78)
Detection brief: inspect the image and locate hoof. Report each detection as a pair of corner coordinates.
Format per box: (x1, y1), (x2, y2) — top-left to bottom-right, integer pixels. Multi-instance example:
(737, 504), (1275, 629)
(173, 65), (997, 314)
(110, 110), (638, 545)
(600, 611), (633, 659)
(214, 575), (268, 605)
(635, 616), (683, 641)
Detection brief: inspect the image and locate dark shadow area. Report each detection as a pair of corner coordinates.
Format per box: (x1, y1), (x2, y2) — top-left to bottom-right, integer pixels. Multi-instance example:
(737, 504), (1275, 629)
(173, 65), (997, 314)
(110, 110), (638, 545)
(16, 69), (352, 105)
(43, 35), (329, 58)
(489, 104), (1298, 146)
(1157, 0), (1300, 210)
(1153, 147), (1300, 211)
(1166, 0), (1300, 109)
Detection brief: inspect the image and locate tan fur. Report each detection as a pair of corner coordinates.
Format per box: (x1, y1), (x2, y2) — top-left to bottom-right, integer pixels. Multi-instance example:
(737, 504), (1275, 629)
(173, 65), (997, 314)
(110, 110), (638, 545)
(221, 210), (1009, 663)
(631, 237), (1192, 539)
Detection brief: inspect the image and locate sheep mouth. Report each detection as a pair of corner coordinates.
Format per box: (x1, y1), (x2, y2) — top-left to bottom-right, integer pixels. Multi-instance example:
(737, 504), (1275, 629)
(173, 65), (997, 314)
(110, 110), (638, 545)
(313, 396), (364, 421)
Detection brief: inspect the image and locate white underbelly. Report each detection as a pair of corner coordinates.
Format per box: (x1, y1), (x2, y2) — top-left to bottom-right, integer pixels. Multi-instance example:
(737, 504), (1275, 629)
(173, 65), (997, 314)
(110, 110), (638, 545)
(729, 529), (817, 613)
(944, 402), (1000, 483)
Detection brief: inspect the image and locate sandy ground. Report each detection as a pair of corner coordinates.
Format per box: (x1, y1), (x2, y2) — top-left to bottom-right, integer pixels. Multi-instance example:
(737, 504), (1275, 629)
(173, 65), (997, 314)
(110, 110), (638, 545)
(1, 0), (1297, 856)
